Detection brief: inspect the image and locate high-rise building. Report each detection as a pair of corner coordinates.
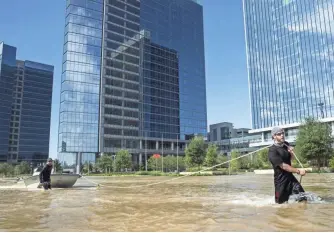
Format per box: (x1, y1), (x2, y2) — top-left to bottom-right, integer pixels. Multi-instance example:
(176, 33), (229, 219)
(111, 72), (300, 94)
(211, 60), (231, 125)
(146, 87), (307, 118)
(0, 41), (54, 165)
(58, 0), (207, 166)
(243, 0), (334, 145)
(0, 42), (17, 162)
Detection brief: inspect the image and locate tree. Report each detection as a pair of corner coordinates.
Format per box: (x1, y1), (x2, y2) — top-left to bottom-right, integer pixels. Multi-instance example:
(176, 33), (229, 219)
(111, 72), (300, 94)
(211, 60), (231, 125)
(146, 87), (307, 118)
(185, 136), (206, 169)
(148, 155), (186, 172)
(0, 163), (14, 177)
(14, 165), (21, 176)
(256, 148), (270, 169)
(96, 154), (114, 173)
(173, 155), (186, 172)
(53, 159), (63, 173)
(114, 149), (132, 172)
(91, 163), (99, 173)
(230, 150), (241, 171)
(216, 155), (229, 168)
(14, 161), (31, 175)
(82, 161), (93, 174)
(295, 117), (334, 171)
(329, 156), (334, 171)
(239, 156), (252, 169)
(250, 157), (261, 169)
(148, 156), (162, 171)
(205, 144), (218, 169)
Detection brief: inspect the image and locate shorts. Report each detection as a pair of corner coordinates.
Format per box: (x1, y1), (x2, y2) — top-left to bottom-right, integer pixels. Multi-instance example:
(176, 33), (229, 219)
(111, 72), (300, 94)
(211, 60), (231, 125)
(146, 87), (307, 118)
(275, 177), (305, 204)
(42, 181), (52, 190)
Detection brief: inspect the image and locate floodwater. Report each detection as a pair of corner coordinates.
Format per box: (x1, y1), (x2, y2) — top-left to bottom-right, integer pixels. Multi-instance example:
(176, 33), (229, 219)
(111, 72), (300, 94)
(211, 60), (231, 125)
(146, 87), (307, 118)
(0, 173), (334, 231)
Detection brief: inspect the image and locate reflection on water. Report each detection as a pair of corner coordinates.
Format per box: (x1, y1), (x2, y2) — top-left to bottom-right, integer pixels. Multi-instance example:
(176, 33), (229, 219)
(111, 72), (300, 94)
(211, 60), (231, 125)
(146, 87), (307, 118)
(0, 173), (333, 231)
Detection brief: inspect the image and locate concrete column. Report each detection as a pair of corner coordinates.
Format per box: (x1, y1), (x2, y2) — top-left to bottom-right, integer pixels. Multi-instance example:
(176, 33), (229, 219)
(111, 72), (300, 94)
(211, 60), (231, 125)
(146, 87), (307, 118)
(140, 140), (142, 149)
(156, 141), (159, 150)
(139, 153), (142, 166)
(76, 152), (82, 174)
(261, 132), (265, 142)
(171, 142), (174, 150)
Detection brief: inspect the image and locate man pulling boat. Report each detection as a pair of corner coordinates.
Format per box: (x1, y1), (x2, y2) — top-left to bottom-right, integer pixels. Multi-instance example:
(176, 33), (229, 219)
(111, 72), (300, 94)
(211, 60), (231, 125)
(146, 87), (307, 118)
(268, 127), (307, 204)
(38, 158), (53, 190)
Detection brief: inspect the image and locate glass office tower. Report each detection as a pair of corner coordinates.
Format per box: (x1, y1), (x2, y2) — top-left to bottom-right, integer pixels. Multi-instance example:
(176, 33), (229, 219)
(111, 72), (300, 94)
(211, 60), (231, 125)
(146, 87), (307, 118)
(142, 38), (180, 140)
(59, 0), (207, 166)
(16, 61), (54, 163)
(140, 0), (207, 140)
(0, 42), (54, 164)
(0, 42), (17, 162)
(59, 0), (103, 165)
(243, 0), (334, 130)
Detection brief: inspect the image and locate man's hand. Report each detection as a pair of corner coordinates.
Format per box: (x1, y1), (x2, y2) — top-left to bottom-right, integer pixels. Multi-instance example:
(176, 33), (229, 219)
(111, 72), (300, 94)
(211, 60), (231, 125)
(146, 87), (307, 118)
(297, 169), (306, 176)
(287, 146), (295, 160)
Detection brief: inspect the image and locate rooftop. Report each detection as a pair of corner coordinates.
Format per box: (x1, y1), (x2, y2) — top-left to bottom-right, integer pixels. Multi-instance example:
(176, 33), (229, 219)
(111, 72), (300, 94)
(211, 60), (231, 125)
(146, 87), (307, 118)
(190, 0), (201, 5)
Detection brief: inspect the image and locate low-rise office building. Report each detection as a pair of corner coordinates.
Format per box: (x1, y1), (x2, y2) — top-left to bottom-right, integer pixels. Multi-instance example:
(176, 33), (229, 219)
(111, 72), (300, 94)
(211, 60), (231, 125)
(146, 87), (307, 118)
(207, 122), (261, 156)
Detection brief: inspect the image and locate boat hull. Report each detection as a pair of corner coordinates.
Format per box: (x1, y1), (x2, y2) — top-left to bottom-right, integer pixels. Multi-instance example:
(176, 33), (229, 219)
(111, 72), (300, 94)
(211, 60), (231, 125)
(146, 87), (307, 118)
(23, 174), (81, 188)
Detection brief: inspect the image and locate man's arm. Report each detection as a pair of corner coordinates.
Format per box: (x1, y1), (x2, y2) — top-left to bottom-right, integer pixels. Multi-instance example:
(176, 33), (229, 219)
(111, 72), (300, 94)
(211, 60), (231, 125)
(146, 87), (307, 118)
(279, 163), (300, 174)
(268, 147), (300, 174)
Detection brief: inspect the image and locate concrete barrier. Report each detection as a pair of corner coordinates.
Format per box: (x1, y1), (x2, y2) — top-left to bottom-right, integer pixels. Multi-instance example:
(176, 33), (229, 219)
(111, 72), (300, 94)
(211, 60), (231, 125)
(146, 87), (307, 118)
(254, 168), (313, 175)
(179, 171), (213, 175)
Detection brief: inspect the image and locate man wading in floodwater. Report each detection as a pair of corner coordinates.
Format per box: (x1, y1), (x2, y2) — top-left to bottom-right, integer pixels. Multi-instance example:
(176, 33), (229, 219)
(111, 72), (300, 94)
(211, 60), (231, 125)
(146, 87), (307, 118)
(39, 158), (53, 190)
(268, 127), (306, 204)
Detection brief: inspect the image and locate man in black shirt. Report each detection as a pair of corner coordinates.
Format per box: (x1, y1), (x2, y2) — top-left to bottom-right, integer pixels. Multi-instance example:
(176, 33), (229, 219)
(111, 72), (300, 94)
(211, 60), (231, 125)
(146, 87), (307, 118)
(268, 127), (306, 204)
(39, 158), (53, 190)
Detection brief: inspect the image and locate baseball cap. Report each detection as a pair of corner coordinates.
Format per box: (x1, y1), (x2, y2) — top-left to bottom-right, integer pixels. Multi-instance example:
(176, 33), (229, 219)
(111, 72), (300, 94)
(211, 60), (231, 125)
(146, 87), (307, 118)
(271, 126), (284, 136)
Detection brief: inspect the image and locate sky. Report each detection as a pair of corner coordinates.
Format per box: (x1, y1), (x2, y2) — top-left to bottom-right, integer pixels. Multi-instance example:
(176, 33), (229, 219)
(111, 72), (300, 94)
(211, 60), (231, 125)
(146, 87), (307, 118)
(0, 0), (250, 158)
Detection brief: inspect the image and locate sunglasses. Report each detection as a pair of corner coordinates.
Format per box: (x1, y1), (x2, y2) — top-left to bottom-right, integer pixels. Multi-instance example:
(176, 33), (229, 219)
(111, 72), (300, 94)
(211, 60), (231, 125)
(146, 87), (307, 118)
(275, 132), (284, 136)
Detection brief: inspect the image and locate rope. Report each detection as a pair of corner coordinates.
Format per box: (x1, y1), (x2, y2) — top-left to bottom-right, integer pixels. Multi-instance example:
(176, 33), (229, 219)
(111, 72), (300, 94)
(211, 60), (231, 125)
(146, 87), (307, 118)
(283, 142), (305, 183)
(80, 145), (272, 189)
(285, 144), (334, 185)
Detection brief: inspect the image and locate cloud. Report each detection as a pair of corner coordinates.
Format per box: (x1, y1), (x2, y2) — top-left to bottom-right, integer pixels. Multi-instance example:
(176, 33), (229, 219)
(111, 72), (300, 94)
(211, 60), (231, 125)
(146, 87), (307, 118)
(286, 1), (334, 34)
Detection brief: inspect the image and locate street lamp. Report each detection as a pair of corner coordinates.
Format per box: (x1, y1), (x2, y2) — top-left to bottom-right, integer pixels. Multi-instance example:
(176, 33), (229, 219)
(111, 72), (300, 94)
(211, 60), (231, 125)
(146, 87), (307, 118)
(228, 136), (231, 176)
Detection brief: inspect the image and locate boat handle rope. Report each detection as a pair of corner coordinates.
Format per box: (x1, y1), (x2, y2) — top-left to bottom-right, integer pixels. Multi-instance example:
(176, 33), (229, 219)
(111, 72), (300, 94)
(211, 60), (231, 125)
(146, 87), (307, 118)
(80, 144), (276, 189)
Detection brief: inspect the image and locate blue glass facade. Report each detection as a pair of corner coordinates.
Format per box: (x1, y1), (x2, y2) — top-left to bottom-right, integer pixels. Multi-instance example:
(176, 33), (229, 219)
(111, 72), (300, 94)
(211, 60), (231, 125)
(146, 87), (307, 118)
(243, 0), (334, 129)
(101, 0), (141, 154)
(17, 61), (54, 163)
(58, 0), (206, 165)
(140, 0), (207, 140)
(142, 38), (180, 139)
(58, 0), (104, 163)
(0, 42), (16, 162)
(0, 42), (54, 165)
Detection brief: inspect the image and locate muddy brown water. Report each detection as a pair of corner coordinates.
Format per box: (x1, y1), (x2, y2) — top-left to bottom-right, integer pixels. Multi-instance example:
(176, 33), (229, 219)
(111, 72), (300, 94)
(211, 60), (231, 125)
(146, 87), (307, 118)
(0, 173), (333, 231)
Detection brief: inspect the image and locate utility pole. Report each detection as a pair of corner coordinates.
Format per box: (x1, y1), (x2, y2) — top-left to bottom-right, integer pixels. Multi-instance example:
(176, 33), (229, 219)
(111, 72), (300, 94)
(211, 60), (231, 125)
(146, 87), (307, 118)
(176, 134), (179, 173)
(145, 131), (147, 171)
(162, 133), (164, 172)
